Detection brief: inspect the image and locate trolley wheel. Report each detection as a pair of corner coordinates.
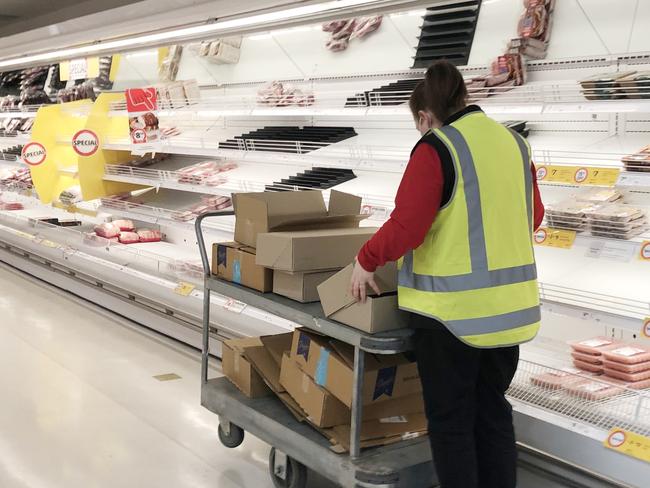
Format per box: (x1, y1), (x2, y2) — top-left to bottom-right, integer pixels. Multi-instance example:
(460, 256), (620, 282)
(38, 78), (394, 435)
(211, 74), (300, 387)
(218, 422), (244, 448)
(269, 447), (307, 488)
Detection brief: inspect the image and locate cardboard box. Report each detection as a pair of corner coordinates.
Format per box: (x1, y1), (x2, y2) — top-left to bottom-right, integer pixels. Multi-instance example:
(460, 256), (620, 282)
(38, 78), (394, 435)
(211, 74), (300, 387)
(233, 190), (365, 248)
(242, 333), (293, 393)
(290, 329), (421, 408)
(213, 242), (273, 292)
(222, 337), (271, 398)
(273, 270), (339, 303)
(280, 352), (350, 427)
(318, 262), (409, 333)
(329, 413), (428, 452)
(256, 227), (376, 272)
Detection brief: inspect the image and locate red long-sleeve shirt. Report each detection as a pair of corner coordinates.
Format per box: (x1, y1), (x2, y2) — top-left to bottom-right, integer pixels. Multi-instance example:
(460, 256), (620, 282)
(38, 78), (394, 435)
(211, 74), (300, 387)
(357, 143), (545, 272)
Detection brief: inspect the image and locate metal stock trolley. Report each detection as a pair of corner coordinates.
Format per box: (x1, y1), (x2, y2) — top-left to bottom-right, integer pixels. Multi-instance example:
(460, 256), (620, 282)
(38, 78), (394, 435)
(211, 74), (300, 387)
(196, 213), (435, 488)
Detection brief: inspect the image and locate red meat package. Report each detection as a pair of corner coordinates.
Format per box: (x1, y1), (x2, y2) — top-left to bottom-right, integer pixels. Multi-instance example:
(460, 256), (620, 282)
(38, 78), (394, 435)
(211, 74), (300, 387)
(94, 223), (120, 239)
(113, 219), (135, 231)
(571, 351), (602, 365)
(604, 367), (650, 383)
(602, 346), (650, 365)
(530, 367), (599, 390)
(573, 359), (604, 374)
(565, 379), (624, 401)
(602, 359), (650, 374)
(137, 229), (162, 243)
(118, 232), (140, 244)
(569, 337), (621, 355)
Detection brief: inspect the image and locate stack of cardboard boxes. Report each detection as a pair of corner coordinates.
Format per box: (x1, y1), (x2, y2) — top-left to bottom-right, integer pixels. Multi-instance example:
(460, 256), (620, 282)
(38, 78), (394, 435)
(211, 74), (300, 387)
(214, 190), (423, 451)
(223, 328), (427, 452)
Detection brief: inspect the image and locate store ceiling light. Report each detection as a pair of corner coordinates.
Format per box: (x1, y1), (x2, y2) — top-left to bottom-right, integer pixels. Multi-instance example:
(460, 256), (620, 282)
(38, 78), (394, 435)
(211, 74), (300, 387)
(0, 0), (402, 69)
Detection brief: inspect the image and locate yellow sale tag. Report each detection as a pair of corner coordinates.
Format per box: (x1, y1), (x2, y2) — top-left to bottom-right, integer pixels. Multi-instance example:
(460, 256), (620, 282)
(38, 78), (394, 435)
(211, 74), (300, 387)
(643, 318), (650, 339)
(604, 428), (650, 463)
(536, 165), (620, 186)
(40, 239), (60, 249)
(640, 241), (650, 261)
(533, 227), (576, 249)
(174, 282), (195, 296)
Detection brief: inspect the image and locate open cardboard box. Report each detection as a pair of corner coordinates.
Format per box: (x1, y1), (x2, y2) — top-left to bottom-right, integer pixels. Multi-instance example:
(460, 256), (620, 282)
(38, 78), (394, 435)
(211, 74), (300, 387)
(290, 329), (422, 408)
(213, 242), (273, 292)
(233, 190), (365, 248)
(222, 337), (272, 398)
(317, 262), (409, 333)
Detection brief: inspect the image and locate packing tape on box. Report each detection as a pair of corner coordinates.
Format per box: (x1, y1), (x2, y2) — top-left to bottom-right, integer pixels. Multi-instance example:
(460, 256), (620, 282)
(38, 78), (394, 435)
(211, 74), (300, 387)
(302, 373), (310, 393)
(373, 366), (397, 401)
(234, 354), (240, 373)
(217, 245), (227, 267)
(233, 260), (241, 284)
(315, 348), (330, 386)
(297, 332), (311, 361)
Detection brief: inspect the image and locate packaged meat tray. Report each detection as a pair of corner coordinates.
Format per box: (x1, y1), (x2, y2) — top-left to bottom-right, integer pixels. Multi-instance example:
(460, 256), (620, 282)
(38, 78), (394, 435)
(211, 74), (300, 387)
(545, 200), (599, 231)
(118, 232), (140, 244)
(604, 367), (650, 383)
(587, 203), (645, 223)
(603, 376), (650, 391)
(94, 223), (120, 239)
(571, 351), (603, 364)
(575, 188), (622, 204)
(112, 219), (135, 231)
(573, 359), (604, 374)
(601, 346), (650, 365)
(602, 359), (650, 374)
(137, 229), (162, 243)
(565, 379), (623, 401)
(530, 367), (599, 390)
(622, 151), (650, 172)
(569, 336), (621, 355)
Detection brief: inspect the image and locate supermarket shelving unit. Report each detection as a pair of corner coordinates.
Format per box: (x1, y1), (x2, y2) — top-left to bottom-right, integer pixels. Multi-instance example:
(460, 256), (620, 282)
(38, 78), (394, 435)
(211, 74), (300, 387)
(2, 1), (650, 486)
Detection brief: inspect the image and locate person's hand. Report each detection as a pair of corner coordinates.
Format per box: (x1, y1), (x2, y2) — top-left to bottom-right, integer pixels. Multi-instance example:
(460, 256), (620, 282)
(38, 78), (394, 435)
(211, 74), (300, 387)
(349, 258), (381, 303)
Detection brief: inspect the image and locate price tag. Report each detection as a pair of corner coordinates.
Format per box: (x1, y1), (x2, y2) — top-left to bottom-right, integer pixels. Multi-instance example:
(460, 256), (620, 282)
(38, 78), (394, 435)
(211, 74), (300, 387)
(533, 227), (576, 249)
(174, 282), (195, 296)
(604, 428), (650, 463)
(640, 241), (650, 261)
(642, 318), (650, 339)
(537, 165), (620, 186)
(223, 298), (247, 314)
(586, 240), (635, 262)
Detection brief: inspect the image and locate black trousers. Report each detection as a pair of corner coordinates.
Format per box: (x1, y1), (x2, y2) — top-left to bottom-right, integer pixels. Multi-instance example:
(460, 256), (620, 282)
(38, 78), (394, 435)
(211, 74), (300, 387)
(412, 314), (519, 488)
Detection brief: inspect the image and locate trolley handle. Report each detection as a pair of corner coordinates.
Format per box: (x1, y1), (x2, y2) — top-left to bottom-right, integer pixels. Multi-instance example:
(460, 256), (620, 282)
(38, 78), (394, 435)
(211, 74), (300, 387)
(194, 211), (236, 278)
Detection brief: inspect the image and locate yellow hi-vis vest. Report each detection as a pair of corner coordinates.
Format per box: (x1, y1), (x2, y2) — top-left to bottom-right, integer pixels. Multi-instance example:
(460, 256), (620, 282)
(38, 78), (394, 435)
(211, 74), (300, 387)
(398, 110), (540, 348)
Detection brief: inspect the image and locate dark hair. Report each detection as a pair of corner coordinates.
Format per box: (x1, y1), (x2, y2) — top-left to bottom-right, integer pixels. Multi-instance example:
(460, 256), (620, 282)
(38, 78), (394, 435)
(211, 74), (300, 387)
(409, 60), (468, 122)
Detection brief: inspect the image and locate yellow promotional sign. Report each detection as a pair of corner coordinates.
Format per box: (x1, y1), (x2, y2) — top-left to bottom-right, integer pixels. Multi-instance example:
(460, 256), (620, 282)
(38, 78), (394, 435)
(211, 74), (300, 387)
(533, 227), (576, 249)
(604, 428), (650, 463)
(536, 165), (620, 186)
(60, 57), (100, 81)
(79, 92), (146, 201)
(174, 282), (196, 296)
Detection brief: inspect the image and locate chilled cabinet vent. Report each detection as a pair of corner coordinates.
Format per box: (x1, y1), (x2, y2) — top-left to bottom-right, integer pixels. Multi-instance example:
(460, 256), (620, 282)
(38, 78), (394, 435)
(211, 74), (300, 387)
(345, 78), (423, 107)
(219, 126), (358, 154)
(412, 0), (482, 69)
(266, 167), (357, 192)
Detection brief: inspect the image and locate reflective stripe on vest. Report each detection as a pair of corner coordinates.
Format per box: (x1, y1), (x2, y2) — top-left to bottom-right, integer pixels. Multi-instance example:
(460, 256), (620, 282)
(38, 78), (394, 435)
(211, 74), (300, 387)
(397, 114), (540, 348)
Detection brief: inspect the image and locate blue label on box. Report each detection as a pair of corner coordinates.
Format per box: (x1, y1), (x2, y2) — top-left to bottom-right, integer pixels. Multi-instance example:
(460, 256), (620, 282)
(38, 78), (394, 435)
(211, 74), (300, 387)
(296, 332), (311, 361)
(373, 366), (397, 401)
(233, 260), (241, 284)
(315, 348), (330, 386)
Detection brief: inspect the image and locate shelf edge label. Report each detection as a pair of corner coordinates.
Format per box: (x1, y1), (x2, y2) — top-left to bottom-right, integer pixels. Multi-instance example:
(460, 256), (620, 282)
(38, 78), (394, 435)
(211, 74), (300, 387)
(604, 428), (650, 463)
(640, 241), (650, 261)
(534, 227), (576, 249)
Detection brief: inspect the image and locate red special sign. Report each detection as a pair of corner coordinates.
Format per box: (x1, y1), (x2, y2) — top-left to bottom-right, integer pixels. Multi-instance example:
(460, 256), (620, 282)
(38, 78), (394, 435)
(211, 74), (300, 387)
(533, 228), (547, 244)
(72, 129), (99, 156)
(22, 142), (47, 166)
(125, 87), (157, 113)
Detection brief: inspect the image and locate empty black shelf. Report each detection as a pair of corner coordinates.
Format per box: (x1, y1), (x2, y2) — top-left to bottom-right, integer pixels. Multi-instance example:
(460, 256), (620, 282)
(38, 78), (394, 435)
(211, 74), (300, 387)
(218, 126), (357, 154)
(266, 167), (356, 191)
